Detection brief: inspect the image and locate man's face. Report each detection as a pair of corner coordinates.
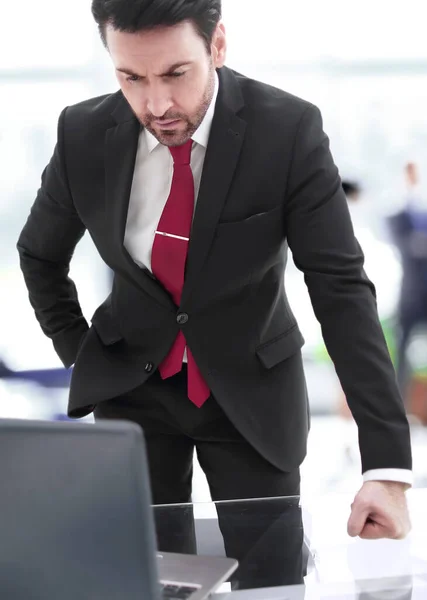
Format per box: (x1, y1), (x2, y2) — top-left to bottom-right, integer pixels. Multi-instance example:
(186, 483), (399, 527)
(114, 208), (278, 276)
(106, 21), (226, 146)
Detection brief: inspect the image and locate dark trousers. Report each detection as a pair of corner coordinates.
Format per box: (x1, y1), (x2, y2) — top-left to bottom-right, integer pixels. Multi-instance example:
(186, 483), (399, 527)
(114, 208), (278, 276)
(94, 366), (304, 590)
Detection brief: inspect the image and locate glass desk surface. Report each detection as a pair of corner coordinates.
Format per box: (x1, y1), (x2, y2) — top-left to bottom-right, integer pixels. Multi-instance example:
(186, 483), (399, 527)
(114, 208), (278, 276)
(152, 489), (427, 598)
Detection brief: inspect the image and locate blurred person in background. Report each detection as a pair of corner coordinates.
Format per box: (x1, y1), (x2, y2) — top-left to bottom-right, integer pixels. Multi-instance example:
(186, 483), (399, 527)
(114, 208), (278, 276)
(388, 162), (427, 418)
(17, 0), (411, 565)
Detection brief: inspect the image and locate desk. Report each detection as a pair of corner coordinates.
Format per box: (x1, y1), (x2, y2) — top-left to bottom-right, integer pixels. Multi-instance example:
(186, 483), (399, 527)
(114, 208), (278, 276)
(153, 489), (427, 598)
(214, 577), (427, 599)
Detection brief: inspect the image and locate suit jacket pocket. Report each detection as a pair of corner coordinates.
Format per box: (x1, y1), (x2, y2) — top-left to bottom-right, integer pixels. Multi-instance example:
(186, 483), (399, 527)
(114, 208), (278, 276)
(217, 205), (283, 231)
(256, 325), (305, 369)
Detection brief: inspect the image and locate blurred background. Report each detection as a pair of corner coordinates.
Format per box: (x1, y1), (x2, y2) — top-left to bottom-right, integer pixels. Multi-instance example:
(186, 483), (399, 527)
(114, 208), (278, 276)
(1, 0), (427, 498)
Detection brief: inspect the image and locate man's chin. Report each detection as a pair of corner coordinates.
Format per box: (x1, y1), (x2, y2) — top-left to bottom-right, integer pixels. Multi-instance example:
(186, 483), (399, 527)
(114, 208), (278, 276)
(154, 130), (192, 147)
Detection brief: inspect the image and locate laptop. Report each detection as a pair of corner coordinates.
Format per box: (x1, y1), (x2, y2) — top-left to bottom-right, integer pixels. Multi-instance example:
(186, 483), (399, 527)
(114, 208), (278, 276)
(0, 418), (237, 600)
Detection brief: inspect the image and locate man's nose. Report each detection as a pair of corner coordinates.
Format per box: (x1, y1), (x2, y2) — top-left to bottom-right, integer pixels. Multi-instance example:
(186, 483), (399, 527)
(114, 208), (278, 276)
(146, 89), (173, 119)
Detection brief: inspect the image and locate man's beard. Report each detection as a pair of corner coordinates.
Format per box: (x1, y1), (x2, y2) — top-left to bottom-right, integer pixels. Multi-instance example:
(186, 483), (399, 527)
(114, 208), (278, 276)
(140, 68), (216, 147)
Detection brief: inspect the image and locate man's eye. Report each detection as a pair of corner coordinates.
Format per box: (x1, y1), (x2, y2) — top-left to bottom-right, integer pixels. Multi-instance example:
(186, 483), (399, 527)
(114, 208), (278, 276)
(126, 75), (140, 83)
(170, 72), (185, 78)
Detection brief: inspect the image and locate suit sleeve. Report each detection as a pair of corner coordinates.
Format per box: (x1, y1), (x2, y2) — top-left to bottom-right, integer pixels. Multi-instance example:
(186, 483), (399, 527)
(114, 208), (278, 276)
(284, 103), (412, 473)
(17, 107), (89, 368)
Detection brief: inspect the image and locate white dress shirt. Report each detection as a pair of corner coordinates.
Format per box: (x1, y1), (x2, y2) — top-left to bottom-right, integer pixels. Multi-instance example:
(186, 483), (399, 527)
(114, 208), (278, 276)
(123, 73), (412, 487)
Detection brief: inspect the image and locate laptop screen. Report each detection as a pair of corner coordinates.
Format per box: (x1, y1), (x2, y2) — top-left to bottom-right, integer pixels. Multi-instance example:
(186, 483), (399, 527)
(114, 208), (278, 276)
(0, 419), (160, 600)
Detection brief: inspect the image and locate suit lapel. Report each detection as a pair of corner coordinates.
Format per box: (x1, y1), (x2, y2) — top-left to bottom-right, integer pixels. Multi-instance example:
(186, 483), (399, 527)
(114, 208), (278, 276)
(105, 96), (174, 308)
(182, 67), (246, 305)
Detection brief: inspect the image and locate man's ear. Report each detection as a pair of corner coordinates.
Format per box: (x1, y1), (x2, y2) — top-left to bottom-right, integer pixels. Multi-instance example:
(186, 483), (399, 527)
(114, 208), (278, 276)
(212, 22), (227, 68)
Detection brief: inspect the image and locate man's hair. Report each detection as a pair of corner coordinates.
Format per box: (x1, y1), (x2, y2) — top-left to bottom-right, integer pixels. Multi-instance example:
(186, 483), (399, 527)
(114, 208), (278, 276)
(91, 0), (222, 53)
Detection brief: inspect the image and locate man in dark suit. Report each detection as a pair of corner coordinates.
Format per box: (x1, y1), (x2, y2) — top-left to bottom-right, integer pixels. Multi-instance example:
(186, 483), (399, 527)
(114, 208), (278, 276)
(18, 0), (411, 556)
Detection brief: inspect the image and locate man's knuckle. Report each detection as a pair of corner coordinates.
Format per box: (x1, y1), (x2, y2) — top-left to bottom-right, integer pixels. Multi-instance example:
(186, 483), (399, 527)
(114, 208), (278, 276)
(358, 497), (370, 511)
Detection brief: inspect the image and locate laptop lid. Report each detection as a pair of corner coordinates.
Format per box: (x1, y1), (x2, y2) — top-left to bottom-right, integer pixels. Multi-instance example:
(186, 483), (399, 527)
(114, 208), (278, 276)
(0, 418), (160, 600)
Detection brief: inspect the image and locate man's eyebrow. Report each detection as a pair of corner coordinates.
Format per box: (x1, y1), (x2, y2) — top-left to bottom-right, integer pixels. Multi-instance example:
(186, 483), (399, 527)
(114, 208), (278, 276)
(116, 67), (141, 76)
(160, 61), (193, 75)
(116, 62), (192, 78)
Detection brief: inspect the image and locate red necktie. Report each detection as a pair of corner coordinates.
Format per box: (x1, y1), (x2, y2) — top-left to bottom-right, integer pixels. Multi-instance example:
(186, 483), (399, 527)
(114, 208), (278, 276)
(151, 140), (210, 408)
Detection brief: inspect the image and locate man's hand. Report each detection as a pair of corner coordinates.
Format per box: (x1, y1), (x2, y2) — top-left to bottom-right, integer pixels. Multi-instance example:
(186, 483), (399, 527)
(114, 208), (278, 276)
(347, 481), (411, 540)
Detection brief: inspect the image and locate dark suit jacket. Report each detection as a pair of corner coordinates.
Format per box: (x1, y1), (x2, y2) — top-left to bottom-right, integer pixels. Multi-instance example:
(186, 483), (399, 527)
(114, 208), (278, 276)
(17, 67), (411, 473)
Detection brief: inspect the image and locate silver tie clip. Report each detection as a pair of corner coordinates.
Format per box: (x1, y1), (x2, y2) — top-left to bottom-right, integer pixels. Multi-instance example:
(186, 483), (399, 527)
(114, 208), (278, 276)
(155, 231), (190, 242)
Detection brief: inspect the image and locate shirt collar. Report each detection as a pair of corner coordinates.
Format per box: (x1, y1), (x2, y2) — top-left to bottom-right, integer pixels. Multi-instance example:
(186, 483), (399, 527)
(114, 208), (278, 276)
(144, 71), (219, 153)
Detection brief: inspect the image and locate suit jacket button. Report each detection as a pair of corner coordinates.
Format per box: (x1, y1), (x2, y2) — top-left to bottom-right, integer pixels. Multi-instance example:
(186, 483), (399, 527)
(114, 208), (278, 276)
(177, 313), (189, 325)
(144, 362), (154, 373)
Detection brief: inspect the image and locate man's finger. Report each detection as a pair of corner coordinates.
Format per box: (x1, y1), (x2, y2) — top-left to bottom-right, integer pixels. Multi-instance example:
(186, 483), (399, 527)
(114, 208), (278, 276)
(347, 504), (371, 537)
(356, 513), (410, 540)
(358, 521), (386, 540)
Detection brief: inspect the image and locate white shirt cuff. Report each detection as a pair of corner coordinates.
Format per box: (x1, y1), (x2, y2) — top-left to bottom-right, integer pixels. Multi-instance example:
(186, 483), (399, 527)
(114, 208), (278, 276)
(363, 468), (413, 487)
